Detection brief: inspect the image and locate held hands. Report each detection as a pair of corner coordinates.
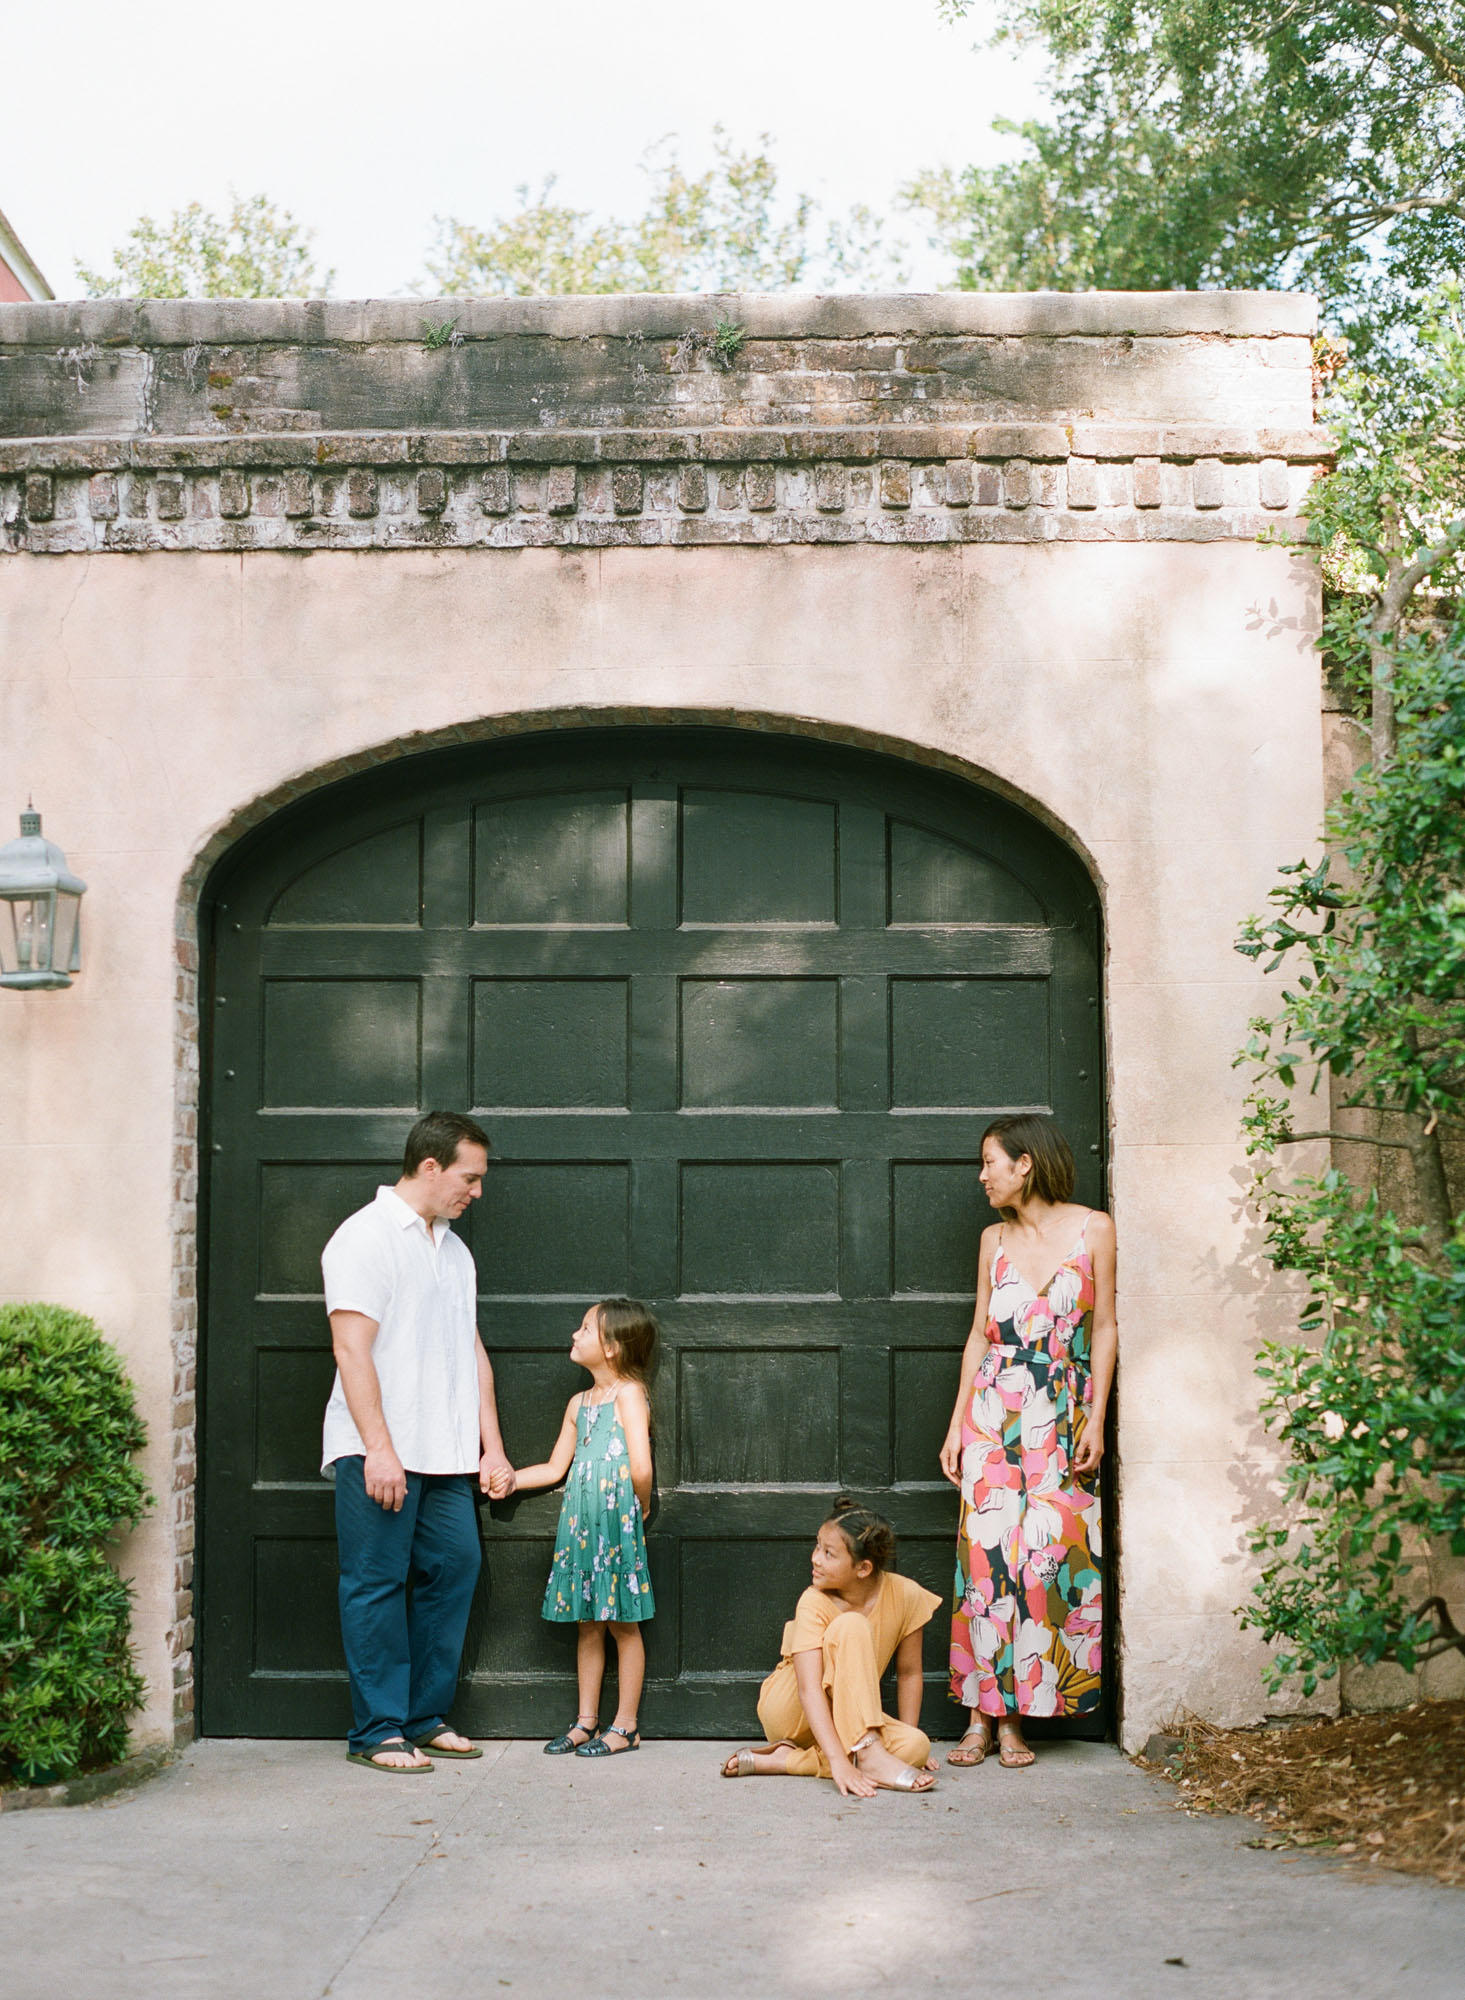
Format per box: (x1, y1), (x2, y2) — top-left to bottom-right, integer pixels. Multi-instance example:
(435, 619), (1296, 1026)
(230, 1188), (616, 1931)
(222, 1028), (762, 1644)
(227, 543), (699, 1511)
(480, 1455), (516, 1499)
(364, 1444), (408, 1513)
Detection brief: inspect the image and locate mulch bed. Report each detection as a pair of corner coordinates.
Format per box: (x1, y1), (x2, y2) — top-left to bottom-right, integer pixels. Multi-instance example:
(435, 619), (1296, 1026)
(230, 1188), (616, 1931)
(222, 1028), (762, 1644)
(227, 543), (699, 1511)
(1137, 1700), (1465, 1887)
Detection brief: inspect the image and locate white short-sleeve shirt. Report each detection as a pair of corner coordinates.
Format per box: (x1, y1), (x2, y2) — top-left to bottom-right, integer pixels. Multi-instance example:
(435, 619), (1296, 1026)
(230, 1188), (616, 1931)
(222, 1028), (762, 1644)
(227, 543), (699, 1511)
(320, 1185), (481, 1476)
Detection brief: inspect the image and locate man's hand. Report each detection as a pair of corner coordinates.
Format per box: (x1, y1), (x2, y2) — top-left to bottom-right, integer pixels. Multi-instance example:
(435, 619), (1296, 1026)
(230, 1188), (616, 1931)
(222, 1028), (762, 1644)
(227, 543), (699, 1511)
(364, 1443), (408, 1512)
(480, 1454), (516, 1499)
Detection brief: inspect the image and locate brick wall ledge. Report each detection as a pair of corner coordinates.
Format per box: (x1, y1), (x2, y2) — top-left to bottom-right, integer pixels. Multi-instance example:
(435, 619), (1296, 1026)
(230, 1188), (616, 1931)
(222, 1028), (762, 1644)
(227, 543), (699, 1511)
(0, 424), (1333, 475)
(0, 291), (1317, 345)
(0, 424), (1332, 552)
(3, 449), (1318, 555)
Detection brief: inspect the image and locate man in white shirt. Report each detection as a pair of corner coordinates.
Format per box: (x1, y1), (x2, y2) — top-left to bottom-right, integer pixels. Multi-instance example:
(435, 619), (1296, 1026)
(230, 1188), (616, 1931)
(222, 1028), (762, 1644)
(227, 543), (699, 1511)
(322, 1110), (514, 1771)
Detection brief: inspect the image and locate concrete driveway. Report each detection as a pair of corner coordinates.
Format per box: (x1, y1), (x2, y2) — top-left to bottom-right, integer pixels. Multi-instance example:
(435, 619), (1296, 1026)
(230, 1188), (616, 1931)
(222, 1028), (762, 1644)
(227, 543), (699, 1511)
(3, 1738), (1458, 1999)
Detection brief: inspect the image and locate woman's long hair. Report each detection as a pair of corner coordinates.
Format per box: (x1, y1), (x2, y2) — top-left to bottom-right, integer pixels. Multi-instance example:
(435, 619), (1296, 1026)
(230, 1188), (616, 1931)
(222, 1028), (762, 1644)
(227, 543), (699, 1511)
(982, 1113), (1075, 1215)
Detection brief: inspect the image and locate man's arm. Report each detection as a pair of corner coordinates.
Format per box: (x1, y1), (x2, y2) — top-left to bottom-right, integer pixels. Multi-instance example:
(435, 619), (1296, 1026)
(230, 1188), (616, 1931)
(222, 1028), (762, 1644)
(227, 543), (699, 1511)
(476, 1338), (516, 1497)
(329, 1310), (406, 1512)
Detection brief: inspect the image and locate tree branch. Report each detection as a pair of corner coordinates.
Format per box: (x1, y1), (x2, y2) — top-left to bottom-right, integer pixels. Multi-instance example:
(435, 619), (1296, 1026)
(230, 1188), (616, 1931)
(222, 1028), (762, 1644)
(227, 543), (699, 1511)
(1363, 2), (1465, 99)
(1412, 1595), (1465, 1663)
(1370, 515), (1465, 767)
(1276, 1129), (1417, 1148)
(1293, 194), (1465, 241)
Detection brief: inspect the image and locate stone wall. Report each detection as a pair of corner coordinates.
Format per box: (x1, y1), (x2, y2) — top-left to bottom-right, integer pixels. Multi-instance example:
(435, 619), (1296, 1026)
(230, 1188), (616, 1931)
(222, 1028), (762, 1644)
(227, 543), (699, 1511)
(0, 293), (1329, 1750)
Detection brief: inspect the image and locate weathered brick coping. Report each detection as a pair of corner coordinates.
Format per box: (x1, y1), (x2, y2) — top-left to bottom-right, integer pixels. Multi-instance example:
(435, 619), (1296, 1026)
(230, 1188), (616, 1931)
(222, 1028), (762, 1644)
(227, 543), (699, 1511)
(0, 422), (1328, 472)
(0, 290), (1317, 344)
(2, 427), (1327, 552)
(1, 290), (1325, 549)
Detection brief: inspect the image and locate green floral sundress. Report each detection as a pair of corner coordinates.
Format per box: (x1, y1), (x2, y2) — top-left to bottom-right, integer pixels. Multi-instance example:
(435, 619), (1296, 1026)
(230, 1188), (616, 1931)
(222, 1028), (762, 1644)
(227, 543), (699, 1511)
(541, 1390), (655, 1624)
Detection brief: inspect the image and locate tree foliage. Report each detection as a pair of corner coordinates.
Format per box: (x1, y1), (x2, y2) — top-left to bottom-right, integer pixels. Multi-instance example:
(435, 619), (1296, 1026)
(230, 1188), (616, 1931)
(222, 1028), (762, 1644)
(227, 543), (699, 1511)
(426, 128), (906, 295)
(0, 1304), (151, 1784)
(916, 3), (1465, 343)
(1234, 295), (1465, 1691)
(918, 0), (1465, 1706)
(78, 192), (332, 299)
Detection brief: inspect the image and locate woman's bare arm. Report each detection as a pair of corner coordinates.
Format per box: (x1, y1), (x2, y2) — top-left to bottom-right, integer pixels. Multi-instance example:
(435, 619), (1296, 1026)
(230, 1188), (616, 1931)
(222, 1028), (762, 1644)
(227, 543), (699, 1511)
(939, 1225), (997, 1484)
(792, 1649), (877, 1799)
(1074, 1210), (1117, 1476)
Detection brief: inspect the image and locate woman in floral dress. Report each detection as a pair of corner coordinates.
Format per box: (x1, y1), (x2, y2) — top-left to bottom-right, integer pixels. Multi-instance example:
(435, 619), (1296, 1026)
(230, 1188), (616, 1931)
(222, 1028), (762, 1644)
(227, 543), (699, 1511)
(939, 1114), (1116, 1769)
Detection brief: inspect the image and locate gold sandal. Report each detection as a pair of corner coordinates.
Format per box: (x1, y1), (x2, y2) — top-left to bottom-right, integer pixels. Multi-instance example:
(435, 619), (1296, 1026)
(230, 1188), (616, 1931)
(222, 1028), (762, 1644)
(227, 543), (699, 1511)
(996, 1722), (1036, 1768)
(851, 1734), (937, 1793)
(947, 1723), (992, 1767)
(720, 1748), (759, 1777)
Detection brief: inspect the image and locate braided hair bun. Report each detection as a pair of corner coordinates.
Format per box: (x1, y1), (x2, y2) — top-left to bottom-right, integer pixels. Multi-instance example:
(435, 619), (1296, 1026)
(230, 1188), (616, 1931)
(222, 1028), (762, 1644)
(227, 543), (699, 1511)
(827, 1495), (896, 1572)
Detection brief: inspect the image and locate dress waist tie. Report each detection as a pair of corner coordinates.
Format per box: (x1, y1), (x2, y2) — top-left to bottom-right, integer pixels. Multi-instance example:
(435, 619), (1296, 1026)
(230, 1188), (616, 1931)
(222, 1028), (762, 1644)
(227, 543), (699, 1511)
(984, 1343), (1089, 1478)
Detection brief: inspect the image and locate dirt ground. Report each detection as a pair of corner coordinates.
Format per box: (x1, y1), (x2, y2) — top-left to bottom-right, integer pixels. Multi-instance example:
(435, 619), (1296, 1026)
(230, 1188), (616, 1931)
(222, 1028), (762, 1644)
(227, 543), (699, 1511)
(1139, 1699), (1465, 1888)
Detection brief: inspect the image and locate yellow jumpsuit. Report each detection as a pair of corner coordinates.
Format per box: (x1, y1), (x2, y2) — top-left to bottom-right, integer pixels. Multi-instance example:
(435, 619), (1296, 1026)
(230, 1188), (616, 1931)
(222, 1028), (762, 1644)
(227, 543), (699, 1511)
(755, 1572), (943, 1778)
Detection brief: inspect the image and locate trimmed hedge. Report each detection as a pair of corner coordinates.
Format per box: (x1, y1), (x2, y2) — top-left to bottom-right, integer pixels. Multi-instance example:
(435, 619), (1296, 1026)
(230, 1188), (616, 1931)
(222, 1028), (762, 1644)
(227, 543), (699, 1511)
(0, 1303), (151, 1784)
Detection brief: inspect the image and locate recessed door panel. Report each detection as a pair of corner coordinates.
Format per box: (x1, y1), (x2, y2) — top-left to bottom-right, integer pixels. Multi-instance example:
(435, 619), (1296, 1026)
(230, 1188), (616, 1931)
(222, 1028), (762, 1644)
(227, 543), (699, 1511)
(474, 791), (630, 926)
(473, 978), (630, 1109)
(679, 978), (839, 1109)
(681, 789), (837, 925)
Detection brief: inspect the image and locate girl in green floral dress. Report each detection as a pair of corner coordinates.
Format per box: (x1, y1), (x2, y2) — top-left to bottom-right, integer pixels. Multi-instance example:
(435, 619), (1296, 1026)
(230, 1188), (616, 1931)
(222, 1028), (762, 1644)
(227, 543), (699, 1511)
(510, 1297), (658, 1758)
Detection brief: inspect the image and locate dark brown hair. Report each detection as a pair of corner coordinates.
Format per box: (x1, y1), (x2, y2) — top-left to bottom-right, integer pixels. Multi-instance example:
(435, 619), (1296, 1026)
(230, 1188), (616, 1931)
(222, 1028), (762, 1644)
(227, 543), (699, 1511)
(403, 1110), (491, 1178)
(596, 1297), (660, 1400)
(825, 1495), (896, 1573)
(981, 1113), (1075, 1214)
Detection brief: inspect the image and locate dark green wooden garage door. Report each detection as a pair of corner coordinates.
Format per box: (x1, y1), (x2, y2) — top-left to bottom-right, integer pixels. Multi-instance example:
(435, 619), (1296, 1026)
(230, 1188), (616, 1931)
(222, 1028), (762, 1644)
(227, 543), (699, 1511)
(199, 728), (1102, 1737)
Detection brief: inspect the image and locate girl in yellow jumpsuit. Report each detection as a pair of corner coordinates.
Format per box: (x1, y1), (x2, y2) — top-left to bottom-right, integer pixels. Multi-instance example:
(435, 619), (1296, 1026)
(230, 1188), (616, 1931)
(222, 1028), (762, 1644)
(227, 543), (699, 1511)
(721, 1497), (941, 1795)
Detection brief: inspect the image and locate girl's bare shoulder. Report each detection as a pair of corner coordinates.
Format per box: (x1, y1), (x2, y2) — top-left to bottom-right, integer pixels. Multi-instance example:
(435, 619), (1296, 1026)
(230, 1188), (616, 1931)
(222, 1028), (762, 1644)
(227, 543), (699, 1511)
(614, 1379), (651, 1412)
(1082, 1207), (1115, 1247)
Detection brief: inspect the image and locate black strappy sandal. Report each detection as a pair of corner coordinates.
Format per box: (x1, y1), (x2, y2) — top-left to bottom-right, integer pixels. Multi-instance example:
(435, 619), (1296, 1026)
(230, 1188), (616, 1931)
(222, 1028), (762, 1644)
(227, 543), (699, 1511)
(576, 1722), (640, 1757)
(544, 1715), (599, 1756)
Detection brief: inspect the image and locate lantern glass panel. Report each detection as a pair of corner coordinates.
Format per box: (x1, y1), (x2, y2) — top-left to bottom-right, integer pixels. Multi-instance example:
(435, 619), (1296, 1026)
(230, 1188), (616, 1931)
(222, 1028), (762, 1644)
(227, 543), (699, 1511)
(1, 894), (56, 980)
(53, 892), (80, 976)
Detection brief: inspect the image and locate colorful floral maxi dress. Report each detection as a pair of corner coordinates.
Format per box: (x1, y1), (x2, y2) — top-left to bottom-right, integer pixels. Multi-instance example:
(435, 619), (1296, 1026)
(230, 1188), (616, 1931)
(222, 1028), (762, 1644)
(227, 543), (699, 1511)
(948, 1220), (1103, 1716)
(542, 1390), (655, 1624)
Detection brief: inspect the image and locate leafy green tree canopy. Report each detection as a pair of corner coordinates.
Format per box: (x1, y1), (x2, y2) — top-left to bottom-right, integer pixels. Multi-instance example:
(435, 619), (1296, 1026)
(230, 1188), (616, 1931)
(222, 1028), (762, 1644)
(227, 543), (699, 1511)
(78, 192), (332, 299)
(1234, 291), (1465, 1691)
(426, 128), (905, 295)
(916, 3), (1465, 341)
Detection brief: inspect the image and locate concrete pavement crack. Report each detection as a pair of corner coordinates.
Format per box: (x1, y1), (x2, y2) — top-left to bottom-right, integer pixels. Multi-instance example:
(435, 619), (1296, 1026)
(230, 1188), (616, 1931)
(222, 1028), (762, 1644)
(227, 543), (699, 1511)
(316, 1741), (511, 1998)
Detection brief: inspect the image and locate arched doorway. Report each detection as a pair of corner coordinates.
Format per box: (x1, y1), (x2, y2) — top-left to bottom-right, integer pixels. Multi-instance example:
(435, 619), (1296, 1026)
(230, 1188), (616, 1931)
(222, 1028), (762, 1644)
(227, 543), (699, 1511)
(198, 727), (1104, 1737)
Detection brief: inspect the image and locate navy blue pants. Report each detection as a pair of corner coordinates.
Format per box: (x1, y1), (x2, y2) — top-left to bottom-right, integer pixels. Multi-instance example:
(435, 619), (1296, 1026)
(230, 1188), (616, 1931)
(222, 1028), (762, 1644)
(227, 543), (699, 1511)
(333, 1457), (481, 1755)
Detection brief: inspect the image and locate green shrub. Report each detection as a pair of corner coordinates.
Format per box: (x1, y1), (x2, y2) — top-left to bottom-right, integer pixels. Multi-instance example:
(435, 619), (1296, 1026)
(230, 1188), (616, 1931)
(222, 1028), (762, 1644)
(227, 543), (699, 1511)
(0, 1304), (151, 1784)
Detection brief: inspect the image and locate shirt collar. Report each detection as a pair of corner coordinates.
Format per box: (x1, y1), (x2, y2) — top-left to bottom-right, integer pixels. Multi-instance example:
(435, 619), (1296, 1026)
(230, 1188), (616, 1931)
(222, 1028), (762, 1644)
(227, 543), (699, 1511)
(376, 1184), (449, 1245)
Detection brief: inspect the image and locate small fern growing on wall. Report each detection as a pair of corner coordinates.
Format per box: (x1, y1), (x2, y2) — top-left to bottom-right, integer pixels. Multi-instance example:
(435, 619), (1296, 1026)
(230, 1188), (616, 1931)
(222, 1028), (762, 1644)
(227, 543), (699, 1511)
(0, 1305), (151, 1785)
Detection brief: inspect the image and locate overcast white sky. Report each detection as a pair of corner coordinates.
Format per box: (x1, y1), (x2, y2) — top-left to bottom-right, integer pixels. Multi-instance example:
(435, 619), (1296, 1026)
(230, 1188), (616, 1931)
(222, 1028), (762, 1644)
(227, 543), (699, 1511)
(3, 0), (1048, 297)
